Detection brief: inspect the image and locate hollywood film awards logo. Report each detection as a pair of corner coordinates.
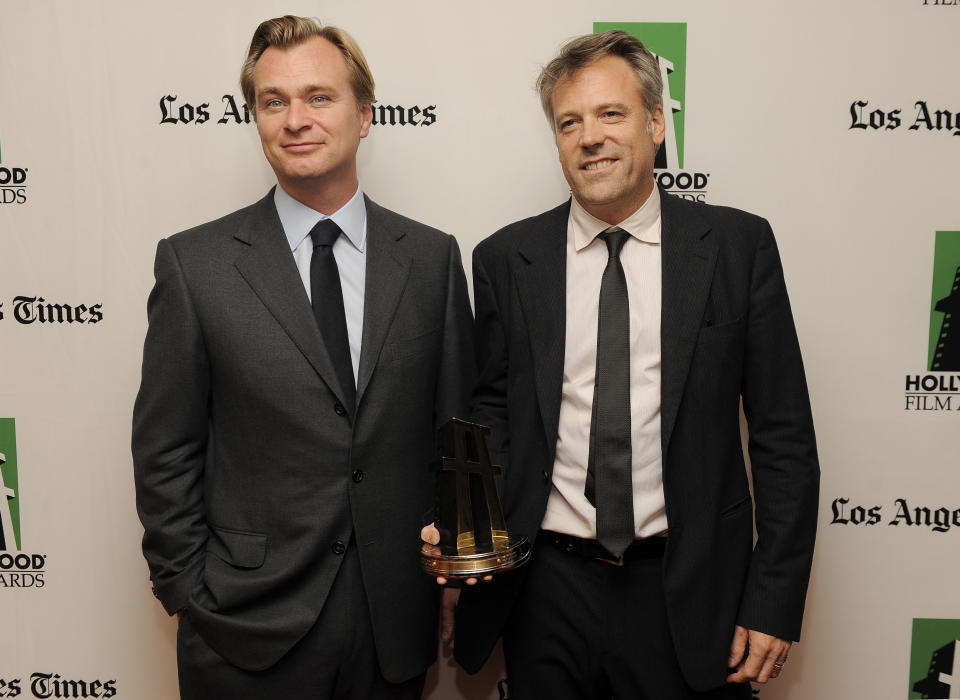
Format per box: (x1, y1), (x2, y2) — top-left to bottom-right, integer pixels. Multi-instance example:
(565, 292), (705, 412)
(0, 138), (28, 206)
(904, 231), (960, 412)
(594, 22), (710, 202)
(910, 619), (960, 699)
(0, 419), (46, 589)
(158, 94), (437, 127)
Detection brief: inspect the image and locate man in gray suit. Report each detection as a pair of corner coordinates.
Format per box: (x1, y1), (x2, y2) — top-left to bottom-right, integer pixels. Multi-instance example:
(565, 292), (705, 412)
(132, 16), (473, 700)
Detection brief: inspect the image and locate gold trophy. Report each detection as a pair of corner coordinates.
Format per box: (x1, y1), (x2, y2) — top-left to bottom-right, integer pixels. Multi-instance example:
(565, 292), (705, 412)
(420, 418), (530, 578)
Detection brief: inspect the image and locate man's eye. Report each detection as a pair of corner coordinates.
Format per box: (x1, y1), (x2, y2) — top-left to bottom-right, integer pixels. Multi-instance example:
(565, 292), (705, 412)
(265, 99), (283, 109)
(312, 96), (329, 104)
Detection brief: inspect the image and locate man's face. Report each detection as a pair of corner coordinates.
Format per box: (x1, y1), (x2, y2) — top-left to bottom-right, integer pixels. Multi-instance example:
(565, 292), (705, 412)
(551, 55), (665, 225)
(253, 36), (372, 208)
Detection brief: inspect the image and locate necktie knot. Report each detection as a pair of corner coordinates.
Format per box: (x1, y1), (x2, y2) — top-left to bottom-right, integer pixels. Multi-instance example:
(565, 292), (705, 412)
(599, 227), (628, 259)
(310, 218), (342, 248)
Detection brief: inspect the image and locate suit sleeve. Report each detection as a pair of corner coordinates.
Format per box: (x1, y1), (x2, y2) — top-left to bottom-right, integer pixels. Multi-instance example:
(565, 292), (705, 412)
(737, 221), (820, 641)
(470, 245), (510, 467)
(131, 238), (210, 615)
(433, 234), (476, 430)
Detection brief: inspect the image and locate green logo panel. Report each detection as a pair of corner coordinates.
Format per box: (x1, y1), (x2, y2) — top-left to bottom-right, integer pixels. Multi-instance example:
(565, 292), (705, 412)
(593, 22), (687, 167)
(910, 618), (960, 699)
(927, 232), (960, 371)
(0, 418), (20, 550)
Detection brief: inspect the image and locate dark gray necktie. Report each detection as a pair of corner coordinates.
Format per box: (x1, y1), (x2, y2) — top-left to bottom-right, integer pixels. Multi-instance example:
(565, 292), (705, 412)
(585, 227), (634, 558)
(309, 219), (356, 411)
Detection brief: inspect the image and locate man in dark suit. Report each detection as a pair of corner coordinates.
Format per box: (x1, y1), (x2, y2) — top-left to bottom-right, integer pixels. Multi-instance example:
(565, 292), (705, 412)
(132, 16), (473, 700)
(438, 30), (819, 699)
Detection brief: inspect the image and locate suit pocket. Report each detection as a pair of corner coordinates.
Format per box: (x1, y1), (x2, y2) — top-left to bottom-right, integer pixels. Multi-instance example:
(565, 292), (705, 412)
(207, 526), (267, 569)
(697, 316), (744, 345)
(719, 495), (753, 520)
(383, 325), (440, 363)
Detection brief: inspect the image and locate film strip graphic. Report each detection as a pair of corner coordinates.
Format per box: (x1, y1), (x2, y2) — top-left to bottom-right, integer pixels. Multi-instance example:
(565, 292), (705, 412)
(931, 265), (960, 371)
(0, 451), (16, 551)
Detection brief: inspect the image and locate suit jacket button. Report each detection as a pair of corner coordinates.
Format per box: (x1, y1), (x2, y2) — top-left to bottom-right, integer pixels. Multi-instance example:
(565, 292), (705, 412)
(332, 541), (346, 555)
(333, 403), (347, 416)
(352, 469), (364, 483)
(542, 470), (549, 483)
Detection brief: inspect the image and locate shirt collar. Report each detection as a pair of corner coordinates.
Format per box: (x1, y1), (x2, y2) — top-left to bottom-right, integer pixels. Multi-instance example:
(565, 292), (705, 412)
(274, 184), (367, 253)
(570, 186), (661, 253)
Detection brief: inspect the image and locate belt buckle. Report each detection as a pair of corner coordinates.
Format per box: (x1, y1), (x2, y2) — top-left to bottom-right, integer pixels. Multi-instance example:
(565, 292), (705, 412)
(594, 552), (625, 566)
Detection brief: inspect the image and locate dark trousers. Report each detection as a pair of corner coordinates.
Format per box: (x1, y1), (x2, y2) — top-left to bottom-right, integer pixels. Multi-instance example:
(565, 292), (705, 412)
(502, 540), (751, 700)
(177, 545), (426, 700)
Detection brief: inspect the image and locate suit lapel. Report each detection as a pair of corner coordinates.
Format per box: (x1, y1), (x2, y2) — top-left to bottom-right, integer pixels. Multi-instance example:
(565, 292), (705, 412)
(232, 190), (347, 405)
(514, 202), (570, 450)
(356, 196), (411, 406)
(660, 189), (718, 453)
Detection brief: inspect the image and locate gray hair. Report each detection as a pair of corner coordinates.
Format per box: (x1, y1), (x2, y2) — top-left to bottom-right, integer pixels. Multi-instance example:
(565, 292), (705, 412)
(537, 30), (663, 130)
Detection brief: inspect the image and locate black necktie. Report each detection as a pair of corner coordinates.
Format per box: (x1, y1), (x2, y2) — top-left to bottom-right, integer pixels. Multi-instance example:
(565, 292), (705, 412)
(310, 219), (356, 411)
(585, 227), (634, 558)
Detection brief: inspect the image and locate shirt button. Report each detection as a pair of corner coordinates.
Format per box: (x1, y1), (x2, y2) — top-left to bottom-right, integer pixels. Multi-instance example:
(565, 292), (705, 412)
(332, 541), (346, 555)
(333, 403), (347, 416)
(352, 469), (364, 483)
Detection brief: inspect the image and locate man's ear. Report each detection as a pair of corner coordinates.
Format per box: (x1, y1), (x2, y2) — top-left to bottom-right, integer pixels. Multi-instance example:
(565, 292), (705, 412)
(359, 103), (373, 139)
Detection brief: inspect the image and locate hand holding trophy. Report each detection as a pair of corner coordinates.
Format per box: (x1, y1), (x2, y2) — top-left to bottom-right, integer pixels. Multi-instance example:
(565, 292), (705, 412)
(420, 418), (530, 579)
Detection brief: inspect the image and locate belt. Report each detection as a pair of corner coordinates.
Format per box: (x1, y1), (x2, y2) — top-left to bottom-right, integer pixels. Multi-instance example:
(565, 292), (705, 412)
(540, 530), (666, 566)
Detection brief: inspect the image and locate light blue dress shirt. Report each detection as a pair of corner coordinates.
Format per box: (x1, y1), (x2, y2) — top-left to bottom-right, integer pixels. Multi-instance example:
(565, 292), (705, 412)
(274, 185), (366, 381)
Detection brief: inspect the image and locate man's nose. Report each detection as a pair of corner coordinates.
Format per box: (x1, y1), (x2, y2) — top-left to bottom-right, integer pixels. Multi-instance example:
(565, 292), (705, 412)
(580, 117), (604, 148)
(284, 100), (311, 132)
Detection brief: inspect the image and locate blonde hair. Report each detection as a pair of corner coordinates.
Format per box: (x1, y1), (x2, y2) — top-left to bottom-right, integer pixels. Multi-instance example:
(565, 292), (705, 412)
(240, 15), (376, 117)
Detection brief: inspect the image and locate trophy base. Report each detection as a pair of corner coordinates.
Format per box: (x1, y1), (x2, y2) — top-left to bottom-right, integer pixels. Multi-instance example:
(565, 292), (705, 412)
(421, 536), (532, 578)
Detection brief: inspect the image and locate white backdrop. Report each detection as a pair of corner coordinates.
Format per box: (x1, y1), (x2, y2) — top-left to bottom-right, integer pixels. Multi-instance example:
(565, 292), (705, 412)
(1, 1), (958, 698)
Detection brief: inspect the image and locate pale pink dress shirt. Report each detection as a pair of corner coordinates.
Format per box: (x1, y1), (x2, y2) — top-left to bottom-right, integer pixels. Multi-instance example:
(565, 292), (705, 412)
(540, 187), (668, 539)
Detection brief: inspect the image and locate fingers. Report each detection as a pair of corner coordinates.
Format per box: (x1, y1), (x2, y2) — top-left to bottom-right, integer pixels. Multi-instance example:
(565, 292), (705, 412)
(727, 625), (747, 668)
(754, 648), (789, 683)
(769, 652), (788, 680)
(420, 524), (440, 545)
(440, 587), (460, 649)
(421, 544), (446, 584)
(419, 527), (495, 587)
(420, 527), (446, 584)
(726, 629), (791, 685)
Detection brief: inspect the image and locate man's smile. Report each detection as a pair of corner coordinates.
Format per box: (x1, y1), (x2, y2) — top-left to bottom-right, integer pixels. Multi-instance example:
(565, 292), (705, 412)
(281, 141), (323, 152)
(582, 158), (617, 171)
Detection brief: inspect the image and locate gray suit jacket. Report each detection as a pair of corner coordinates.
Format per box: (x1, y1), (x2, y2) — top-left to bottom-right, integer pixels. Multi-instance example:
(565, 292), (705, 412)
(455, 189), (819, 690)
(132, 190), (474, 682)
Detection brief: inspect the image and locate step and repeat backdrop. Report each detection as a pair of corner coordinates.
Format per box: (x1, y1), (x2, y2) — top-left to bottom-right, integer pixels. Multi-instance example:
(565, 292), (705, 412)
(1, 1), (958, 698)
